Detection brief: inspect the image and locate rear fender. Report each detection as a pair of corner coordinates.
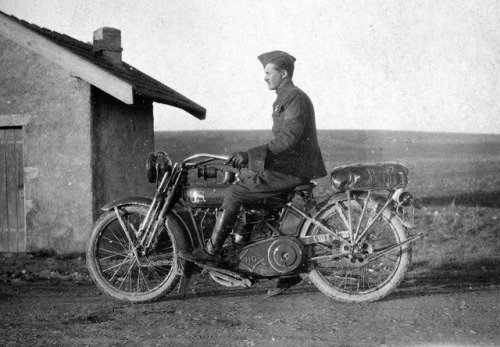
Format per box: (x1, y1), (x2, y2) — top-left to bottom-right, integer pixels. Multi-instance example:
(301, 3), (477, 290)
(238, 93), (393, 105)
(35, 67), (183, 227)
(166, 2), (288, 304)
(299, 191), (405, 237)
(299, 193), (348, 237)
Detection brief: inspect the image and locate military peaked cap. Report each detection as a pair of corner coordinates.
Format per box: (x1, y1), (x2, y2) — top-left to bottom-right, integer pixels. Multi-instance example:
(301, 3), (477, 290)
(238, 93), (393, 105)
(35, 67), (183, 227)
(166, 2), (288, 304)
(257, 51), (296, 67)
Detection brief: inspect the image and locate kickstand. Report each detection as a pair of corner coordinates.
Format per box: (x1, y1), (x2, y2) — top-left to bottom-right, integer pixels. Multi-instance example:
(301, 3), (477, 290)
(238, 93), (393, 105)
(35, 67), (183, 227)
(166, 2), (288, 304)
(177, 262), (194, 296)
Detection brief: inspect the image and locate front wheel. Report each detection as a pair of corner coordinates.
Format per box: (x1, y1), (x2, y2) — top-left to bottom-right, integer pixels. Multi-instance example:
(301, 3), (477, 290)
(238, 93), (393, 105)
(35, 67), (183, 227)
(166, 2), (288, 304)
(304, 193), (411, 302)
(86, 205), (187, 302)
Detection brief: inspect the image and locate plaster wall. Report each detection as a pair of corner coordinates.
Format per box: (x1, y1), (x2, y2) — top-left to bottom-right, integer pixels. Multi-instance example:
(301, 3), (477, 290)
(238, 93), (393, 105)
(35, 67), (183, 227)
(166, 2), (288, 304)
(91, 87), (155, 220)
(0, 35), (93, 253)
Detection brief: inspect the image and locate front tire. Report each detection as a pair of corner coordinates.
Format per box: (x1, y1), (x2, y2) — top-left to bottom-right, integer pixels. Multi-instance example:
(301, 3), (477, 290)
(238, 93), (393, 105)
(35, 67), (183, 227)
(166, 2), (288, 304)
(305, 194), (411, 302)
(86, 205), (187, 303)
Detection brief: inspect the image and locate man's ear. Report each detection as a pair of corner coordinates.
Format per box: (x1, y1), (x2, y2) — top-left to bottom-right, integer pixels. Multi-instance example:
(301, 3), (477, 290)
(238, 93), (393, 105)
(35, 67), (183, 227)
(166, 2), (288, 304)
(281, 69), (289, 79)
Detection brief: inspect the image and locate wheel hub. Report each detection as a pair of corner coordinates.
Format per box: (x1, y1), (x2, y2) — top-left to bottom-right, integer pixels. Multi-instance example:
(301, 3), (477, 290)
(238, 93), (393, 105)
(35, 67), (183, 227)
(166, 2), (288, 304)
(337, 241), (374, 268)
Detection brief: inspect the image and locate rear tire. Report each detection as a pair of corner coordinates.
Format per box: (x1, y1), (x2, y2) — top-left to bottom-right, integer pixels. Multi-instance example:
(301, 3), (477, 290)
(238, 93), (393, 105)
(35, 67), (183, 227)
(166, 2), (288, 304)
(86, 205), (187, 302)
(305, 194), (411, 302)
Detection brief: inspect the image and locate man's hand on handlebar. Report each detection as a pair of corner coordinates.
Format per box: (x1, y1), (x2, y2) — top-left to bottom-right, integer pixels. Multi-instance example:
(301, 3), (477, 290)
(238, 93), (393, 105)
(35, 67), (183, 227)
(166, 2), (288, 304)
(226, 151), (249, 170)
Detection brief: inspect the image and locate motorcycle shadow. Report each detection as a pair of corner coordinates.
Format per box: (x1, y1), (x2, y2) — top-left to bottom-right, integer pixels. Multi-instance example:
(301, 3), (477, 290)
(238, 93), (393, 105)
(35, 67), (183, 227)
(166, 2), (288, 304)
(161, 258), (500, 303)
(390, 258), (500, 300)
(161, 276), (320, 302)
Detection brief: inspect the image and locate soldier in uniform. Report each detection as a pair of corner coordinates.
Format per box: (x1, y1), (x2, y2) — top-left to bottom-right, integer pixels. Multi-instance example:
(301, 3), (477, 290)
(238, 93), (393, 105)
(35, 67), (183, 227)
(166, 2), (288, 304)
(180, 50), (327, 295)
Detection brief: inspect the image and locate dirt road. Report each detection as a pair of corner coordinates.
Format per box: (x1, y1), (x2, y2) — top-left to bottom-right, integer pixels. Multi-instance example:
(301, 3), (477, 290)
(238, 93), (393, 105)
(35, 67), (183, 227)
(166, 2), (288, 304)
(1, 265), (500, 347)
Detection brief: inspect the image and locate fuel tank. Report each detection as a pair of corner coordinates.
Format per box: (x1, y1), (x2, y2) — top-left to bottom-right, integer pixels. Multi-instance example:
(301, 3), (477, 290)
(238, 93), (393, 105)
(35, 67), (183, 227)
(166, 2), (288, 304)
(183, 184), (228, 208)
(183, 183), (289, 209)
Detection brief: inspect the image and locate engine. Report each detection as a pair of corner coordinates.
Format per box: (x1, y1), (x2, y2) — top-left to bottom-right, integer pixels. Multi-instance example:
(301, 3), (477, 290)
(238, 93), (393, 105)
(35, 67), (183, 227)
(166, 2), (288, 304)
(182, 164), (308, 276)
(228, 236), (306, 277)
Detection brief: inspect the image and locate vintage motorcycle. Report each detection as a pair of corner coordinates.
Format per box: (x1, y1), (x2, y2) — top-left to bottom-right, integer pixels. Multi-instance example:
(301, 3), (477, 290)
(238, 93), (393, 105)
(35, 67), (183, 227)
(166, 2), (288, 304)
(87, 151), (422, 303)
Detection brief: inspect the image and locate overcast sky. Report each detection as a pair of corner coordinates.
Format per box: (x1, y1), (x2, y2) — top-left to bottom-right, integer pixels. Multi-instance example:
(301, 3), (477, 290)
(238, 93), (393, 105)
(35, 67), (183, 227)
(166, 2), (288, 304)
(1, 1), (500, 133)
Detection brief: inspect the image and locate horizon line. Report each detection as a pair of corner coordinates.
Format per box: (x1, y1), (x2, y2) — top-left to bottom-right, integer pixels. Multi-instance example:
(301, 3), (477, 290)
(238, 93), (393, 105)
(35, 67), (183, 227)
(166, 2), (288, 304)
(154, 128), (500, 136)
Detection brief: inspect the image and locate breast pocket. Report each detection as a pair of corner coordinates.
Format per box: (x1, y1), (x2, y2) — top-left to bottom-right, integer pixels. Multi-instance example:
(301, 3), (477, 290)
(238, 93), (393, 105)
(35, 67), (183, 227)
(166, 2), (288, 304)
(272, 105), (284, 133)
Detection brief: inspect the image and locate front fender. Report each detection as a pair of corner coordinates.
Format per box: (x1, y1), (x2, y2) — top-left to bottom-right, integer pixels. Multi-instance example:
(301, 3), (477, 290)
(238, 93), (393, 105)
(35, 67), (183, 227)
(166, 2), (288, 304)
(101, 196), (199, 251)
(101, 196), (153, 211)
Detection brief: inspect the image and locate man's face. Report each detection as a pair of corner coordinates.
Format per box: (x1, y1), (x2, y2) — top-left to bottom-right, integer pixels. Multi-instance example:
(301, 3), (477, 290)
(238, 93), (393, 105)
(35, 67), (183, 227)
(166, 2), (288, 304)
(264, 63), (284, 90)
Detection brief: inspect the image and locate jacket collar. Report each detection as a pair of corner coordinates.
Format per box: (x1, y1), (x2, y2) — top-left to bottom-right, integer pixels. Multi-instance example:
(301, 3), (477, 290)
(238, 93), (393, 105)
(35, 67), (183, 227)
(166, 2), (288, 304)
(276, 79), (294, 95)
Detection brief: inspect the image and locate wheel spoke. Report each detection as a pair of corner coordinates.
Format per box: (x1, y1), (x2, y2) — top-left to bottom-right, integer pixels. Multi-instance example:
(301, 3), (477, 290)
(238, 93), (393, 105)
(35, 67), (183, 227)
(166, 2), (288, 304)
(346, 191), (353, 243)
(119, 257), (137, 290)
(354, 196), (393, 244)
(353, 191), (371, 243)
(107, 254), (133, 285)
(98, 248), (129, 260)
(138, 266), (150, 292)
(334, 203), (350, 231)
(103, 224), (130, 251)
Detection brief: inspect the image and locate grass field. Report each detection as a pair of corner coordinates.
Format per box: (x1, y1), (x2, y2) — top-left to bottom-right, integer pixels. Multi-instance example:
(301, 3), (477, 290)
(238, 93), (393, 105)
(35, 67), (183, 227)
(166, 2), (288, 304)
(155, 130), (500, 271)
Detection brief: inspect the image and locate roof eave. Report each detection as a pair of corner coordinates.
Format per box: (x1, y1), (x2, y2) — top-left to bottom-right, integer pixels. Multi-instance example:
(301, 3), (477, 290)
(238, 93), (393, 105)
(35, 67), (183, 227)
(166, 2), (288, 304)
(0, 11), (207, 120)
(141, 92), (206, 120)
(0, 12), (135, 105)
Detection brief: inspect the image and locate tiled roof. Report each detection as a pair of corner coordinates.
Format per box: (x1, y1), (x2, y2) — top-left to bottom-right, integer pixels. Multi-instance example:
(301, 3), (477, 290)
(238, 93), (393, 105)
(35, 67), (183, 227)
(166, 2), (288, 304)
(1, 11), (206, 119)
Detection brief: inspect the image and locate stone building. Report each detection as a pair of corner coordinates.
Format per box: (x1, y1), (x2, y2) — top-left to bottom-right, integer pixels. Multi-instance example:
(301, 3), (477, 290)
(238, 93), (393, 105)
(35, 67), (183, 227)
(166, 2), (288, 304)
(0, 12), (205, 253)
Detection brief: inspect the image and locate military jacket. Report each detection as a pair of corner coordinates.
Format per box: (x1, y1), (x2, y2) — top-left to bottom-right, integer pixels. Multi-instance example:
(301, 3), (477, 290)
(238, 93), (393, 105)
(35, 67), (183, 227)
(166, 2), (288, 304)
(248, 81), (327, 179)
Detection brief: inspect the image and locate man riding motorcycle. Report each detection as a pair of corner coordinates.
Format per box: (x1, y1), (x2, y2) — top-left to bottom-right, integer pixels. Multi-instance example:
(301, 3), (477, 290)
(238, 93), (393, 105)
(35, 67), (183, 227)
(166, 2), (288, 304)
(180, 50), (327, 296)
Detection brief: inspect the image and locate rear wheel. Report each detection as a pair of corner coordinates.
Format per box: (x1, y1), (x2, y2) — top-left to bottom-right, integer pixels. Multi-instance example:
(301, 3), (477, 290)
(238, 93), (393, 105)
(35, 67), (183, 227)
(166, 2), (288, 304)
(86, 205), (187, 302)
(305, 194), (411, 302)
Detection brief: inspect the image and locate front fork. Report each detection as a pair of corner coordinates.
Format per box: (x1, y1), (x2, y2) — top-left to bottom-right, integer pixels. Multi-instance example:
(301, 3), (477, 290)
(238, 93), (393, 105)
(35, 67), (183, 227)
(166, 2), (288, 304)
(113, 165), (183, 256)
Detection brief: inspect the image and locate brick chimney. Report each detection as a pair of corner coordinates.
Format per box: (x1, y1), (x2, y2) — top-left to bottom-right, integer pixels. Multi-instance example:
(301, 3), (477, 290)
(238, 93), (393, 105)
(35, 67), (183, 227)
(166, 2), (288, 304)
(92, 27), (122, 65)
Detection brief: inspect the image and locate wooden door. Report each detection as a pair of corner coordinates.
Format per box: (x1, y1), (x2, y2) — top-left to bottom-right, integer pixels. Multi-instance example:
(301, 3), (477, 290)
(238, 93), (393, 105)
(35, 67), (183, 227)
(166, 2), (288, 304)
(0, 127), (25, 252)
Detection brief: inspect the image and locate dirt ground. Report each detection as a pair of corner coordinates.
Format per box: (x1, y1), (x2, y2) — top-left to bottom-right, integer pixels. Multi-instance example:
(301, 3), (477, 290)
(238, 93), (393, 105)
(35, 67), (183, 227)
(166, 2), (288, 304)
(1, 256), (500, 347)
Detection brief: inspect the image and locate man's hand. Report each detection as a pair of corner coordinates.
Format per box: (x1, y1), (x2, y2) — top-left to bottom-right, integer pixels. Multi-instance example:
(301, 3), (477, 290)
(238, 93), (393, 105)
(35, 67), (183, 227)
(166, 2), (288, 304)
(226, 151), (249, 170)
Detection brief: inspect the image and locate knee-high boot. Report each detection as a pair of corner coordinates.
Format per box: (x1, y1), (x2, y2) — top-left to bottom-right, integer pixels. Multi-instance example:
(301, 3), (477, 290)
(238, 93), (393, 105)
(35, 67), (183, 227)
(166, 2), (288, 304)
(206, 209), (239, 255)
(179, 209), (239, 264)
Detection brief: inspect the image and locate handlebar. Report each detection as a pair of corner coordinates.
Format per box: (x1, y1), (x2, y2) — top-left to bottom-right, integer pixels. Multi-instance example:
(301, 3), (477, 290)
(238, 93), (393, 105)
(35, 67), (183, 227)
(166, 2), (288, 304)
(182, 153), (230, 168)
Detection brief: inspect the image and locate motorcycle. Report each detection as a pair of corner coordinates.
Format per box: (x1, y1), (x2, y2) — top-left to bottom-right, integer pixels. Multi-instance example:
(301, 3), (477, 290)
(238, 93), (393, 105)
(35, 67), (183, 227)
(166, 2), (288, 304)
(87, 151), (422, 303)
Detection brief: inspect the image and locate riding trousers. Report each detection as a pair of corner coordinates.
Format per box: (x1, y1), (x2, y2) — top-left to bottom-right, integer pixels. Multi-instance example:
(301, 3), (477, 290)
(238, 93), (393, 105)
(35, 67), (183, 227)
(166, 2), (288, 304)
(221, 169), (308, 211)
